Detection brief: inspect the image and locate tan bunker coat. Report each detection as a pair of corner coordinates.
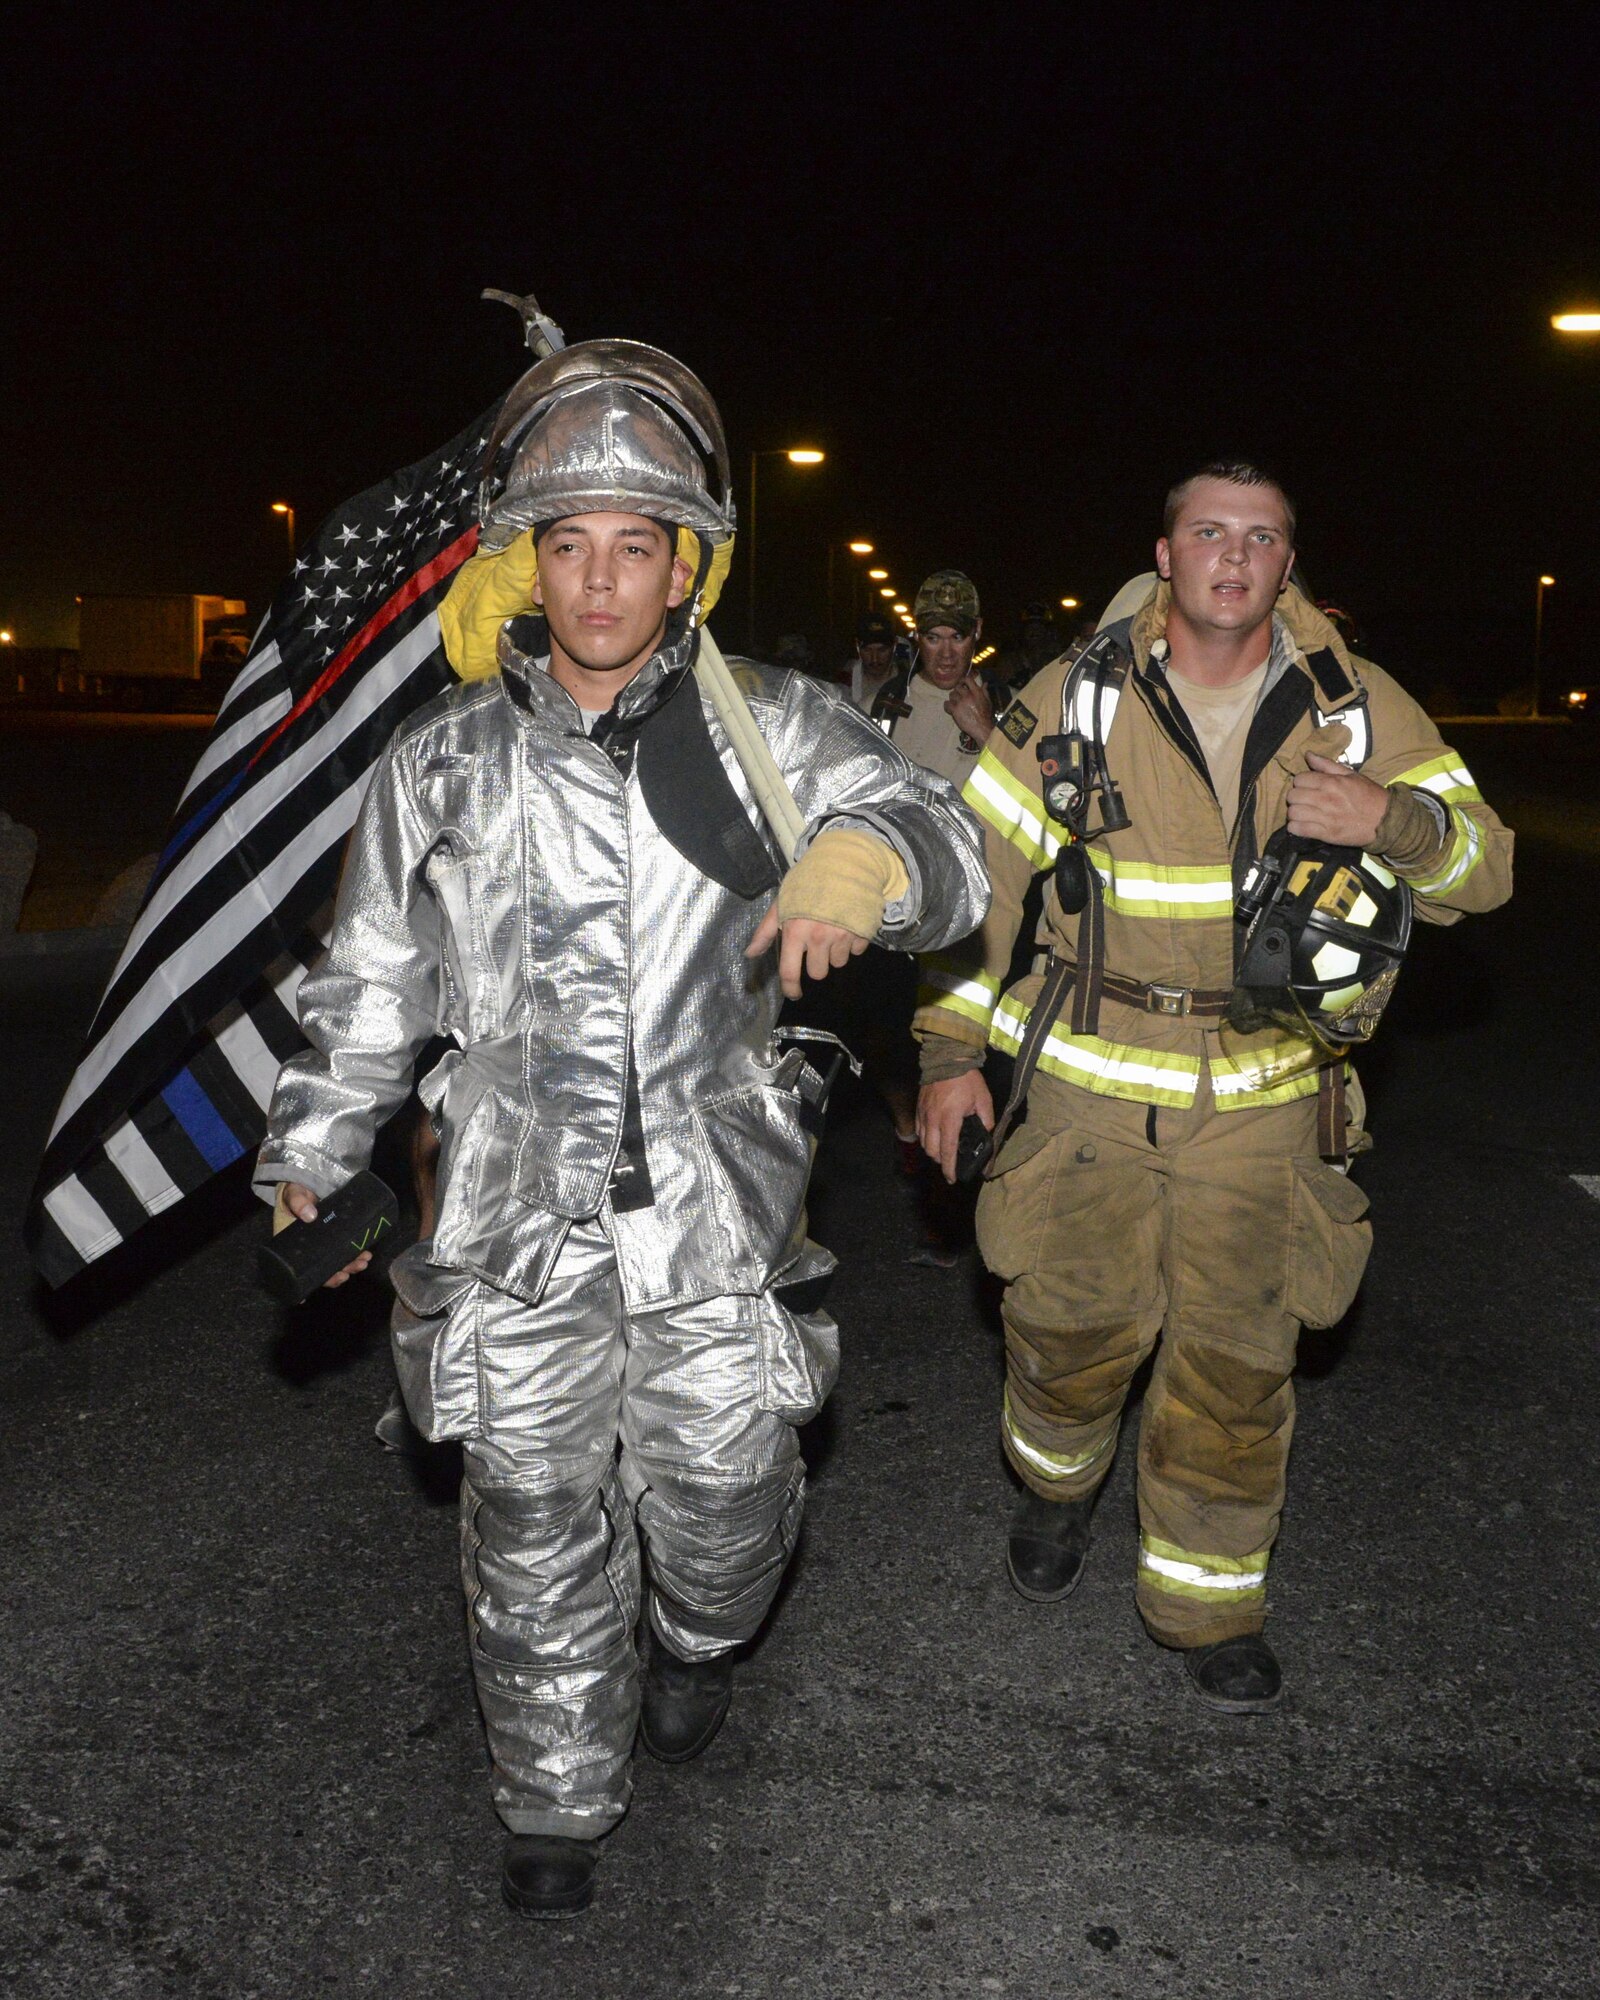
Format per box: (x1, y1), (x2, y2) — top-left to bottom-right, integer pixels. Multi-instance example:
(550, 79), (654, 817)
(915, 584), (1512, 1644)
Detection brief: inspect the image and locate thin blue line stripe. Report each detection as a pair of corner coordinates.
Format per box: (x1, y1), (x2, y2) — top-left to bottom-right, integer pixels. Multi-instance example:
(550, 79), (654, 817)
(160, 1070), (245, 1172)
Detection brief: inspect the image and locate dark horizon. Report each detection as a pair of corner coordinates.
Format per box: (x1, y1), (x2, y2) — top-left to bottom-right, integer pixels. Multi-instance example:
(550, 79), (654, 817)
(8, 9), (1599, 698)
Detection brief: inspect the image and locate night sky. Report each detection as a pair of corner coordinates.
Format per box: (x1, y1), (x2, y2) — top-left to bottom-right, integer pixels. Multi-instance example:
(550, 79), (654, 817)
(8, 5), (1599, 699)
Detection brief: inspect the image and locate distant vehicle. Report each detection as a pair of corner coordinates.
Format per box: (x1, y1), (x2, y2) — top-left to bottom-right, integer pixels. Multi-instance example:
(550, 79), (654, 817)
(1558, 686), (1591, 718)
(65, 594), (250, 711)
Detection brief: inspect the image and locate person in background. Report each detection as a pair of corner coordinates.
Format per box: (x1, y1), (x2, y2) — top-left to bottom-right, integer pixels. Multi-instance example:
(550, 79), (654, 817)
(846, 609), (900, 712)
(869, 570), (1005, 793)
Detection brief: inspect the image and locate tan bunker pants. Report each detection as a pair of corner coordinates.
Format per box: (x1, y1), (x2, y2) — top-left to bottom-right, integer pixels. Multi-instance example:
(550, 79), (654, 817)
(976, 1064), (1371, 1647)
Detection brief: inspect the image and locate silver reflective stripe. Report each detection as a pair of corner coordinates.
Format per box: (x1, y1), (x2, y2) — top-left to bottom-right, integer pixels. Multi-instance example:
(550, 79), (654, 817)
(1318, 701), (1371, 769)
(1140, 1551), (1268, 1592)
(1069, 673), (1121, 740)
(1005, 1415), (1112, 1481)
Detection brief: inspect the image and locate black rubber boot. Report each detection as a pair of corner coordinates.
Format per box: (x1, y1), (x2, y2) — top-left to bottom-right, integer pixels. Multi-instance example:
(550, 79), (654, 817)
(639, 1640), (735, 1763)
(1007, 1488), (1093, 1602)
(1183, 1633), (1283, 1713)
(500, 1835), (599, 1918)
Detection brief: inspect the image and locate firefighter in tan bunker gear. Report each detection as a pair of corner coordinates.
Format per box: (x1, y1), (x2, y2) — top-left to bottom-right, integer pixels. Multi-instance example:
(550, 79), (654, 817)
(916, 465), (1512, 1710)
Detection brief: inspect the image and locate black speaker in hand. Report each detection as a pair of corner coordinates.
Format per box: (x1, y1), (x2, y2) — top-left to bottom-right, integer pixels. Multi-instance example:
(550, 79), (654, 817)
(256, 1172), (399, 1305)
(954, 1113), (994, 1184)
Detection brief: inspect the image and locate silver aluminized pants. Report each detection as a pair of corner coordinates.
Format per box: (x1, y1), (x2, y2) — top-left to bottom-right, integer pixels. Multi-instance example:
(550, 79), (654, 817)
(395, 1218), (833, 1839)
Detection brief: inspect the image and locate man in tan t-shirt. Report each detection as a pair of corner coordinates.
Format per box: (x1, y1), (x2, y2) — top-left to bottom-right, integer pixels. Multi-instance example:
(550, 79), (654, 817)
(858, 572), (1007, 1225)
(1164, 650), (1271, 835)
(872, 569), (999, 789)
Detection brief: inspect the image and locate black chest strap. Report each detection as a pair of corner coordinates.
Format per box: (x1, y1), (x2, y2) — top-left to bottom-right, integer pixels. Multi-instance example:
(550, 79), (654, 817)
(631, 667), (783, 900)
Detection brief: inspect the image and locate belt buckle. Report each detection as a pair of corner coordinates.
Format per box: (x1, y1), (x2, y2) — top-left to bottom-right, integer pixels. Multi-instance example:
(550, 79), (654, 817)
(1147, 983), (1191, 1017)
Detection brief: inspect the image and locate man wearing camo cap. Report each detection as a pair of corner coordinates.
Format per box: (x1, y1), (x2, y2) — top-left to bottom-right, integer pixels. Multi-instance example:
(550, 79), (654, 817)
(870, 570), (1004, 793)
(863, 572), (1009, 1224)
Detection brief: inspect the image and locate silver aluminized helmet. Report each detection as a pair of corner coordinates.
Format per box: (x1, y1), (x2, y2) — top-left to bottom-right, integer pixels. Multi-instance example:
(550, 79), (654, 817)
(477, 338), (737, 553)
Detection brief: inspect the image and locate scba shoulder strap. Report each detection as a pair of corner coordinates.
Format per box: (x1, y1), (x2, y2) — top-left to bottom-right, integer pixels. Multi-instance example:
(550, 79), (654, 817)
(1305, 646), (1372, 768)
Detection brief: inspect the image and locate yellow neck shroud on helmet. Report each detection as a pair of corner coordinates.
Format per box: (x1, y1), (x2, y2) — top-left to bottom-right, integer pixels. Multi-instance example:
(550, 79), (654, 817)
(439, 525), (735, 685)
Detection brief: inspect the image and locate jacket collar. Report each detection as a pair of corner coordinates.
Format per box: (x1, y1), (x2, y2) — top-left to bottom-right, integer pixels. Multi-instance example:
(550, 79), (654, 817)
(494, 612), (698, 733)
(1120, 578), (1363, 713)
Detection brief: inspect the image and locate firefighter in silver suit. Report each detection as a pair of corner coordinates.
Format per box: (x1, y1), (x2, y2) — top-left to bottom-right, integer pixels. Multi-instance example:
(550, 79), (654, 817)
(254, 340), (989, 1916)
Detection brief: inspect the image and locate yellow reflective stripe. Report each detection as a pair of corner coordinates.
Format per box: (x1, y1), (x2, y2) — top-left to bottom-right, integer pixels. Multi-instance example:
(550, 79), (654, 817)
(1139, 1533), (1270, 1601)
(990, 999), (1200, 1108)
(1083, 845), (1235, 920)
(1002, 1389), (1114, 1480)
(963, 752), (1059, 869)
(916, 958), (1000, 1030)
(1405, 807), (1485, 898)
(1391, 752), (1483, 807)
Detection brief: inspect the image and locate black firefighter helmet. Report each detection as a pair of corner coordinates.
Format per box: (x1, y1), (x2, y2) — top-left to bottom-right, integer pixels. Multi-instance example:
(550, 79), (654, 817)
(1230, 828), (1413, 1052)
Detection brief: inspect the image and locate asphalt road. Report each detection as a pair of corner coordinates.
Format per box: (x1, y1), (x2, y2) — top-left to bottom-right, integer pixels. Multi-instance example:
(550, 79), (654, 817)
(2, 740), (1597, 1997)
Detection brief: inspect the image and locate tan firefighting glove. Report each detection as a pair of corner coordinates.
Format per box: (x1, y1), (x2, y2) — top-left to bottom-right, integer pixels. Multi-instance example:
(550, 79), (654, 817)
(776, 828), (909, 939)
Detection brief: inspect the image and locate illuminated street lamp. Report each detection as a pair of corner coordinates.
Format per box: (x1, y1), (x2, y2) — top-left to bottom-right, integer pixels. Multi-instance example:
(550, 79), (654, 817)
(747, 448), (825, 649)
(829, 538), (882, 656)
(1533, 574), (1555, 717)
(867, 568), (888, 581)
(892, 603), (908, 614)
(1551, 312), (1600, 334)
(0, 631), (12, 646)
(1060, 596), (1079, 611)
(271, 501), (296, 554)
(879, 586), (896, 599)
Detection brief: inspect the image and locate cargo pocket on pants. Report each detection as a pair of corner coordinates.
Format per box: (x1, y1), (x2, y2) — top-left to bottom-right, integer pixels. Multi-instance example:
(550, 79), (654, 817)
(390, 1242), (484, 1442)
(1285, 1158), (1373, 1330)
(978, 1126), (1162, 1331)
(756, 1244), (841, 1424)
(974, 1124), (1065, 1286)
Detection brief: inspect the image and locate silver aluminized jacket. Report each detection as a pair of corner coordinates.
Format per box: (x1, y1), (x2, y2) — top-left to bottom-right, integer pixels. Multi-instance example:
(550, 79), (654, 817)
(256, 621), (989, 1311)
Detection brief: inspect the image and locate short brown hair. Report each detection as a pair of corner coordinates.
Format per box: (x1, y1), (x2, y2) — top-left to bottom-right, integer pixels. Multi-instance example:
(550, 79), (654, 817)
(1162, 462), (1296, 543)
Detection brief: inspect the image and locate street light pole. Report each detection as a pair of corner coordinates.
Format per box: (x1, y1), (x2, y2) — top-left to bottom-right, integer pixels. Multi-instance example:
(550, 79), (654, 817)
(1533, 574), (1554, 717)
(825, 540), (877, 666)
(746, 449), (824, 654)
(271, 502), (296, 555)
